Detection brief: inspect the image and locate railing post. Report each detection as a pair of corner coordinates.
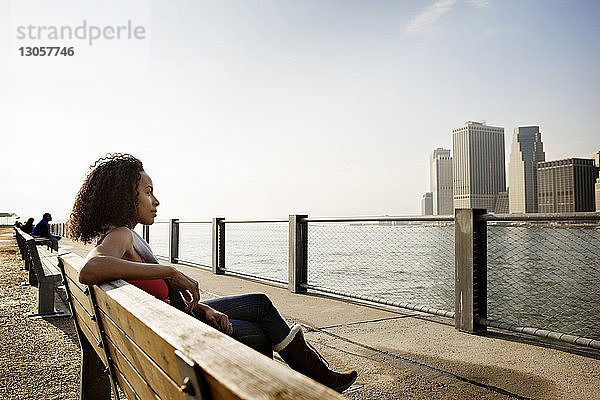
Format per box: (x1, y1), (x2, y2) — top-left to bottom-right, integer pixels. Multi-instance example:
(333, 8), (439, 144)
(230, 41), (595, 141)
(212, 218), (225, 274)
(289, 214), (308, 293)
(455, 208), (487, 333)
(143, 225), (150, 243)
(169, 219), (179, 264)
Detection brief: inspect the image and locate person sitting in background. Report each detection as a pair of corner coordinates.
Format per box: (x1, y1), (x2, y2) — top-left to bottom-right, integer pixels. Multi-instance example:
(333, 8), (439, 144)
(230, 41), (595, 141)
(32, 213), (61, 250)
(68, 153), (357, 393)
(21, 218), (35, 234)
(14, 220), (22, 229)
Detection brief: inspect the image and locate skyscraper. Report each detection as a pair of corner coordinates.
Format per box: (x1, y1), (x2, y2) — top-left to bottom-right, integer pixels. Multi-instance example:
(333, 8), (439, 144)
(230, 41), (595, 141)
(452, 121), (506, 211)
(508, 126), (545, 213)
(537, 158), (599, 212)
(429, 148), (453, 215)
(593, 151), (600, 212)
(421, 192), (433, 215)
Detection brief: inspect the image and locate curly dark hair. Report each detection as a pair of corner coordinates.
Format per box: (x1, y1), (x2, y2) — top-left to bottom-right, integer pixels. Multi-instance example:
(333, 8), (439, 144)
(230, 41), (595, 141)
(69, 153), (144, 243)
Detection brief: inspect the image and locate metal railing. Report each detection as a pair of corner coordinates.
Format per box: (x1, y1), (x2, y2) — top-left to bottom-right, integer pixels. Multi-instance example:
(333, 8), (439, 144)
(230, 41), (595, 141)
(479, 212), (600, 348)
(304, 216), (455, 318)
(49, 222), (68, 237)
(0, 216), (18, 226)
(178, 221), (212, 269)
(223, 219), (289, 285)
(129, 211), (600, 349)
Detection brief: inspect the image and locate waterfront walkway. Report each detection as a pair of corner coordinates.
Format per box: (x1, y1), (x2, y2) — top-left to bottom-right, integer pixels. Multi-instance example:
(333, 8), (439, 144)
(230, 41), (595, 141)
(2, 229), (599, 399)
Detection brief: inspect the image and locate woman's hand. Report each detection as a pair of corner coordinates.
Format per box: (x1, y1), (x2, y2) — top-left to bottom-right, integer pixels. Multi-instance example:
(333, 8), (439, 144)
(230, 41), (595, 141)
(198, 305), (233, 335)
(168, 269), (201, 311)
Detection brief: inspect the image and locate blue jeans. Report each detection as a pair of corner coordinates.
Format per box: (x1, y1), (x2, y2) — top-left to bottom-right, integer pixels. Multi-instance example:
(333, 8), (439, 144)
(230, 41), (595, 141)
(193, 293), (291, 357)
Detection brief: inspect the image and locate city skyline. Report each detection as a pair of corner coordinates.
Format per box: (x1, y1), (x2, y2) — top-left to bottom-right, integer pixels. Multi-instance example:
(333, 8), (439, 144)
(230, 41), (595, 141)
(1, 1), (599, 220)
(424, 122), (598, 214)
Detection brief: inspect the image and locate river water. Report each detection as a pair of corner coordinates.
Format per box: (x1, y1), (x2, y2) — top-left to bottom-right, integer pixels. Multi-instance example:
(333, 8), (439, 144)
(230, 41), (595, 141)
(144, 222), (600, 341)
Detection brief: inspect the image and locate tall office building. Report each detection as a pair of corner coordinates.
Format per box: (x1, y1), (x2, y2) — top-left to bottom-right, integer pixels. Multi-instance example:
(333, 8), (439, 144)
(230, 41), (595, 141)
(495, 191), (509, 214)
(537, 158), (599, 212)
(452, 121), (506, 211)
(421, 192), (433, 215)
(429, 148), (453, 215)
(594, 151), (600, 212)
(508, 126), (545, 213)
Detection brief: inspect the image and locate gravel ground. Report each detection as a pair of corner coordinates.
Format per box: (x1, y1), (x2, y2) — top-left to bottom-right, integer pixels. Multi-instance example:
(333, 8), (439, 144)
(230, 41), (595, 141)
(0, 229), (79, 400)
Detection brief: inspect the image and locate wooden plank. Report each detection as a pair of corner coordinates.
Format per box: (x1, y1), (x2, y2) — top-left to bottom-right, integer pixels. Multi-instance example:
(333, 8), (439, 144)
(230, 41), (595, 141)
(26, 240), (44, 280)
(40, 256), (61, 277)
(60, 253), (88, 293)
(113, 363), (143, 400)
(70, 294), (101, 347)
(93, 280), (343, 400)
(105, 337), (166, 400)
(100, 310), (185, 400)
(64, 275), (95, 317)
(73, 310), (107, 367)
(38, 246), (55, 257)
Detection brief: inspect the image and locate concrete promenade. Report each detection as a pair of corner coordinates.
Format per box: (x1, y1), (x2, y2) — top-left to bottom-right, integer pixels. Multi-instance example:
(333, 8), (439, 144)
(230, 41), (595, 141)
(56, 236), (600, 400)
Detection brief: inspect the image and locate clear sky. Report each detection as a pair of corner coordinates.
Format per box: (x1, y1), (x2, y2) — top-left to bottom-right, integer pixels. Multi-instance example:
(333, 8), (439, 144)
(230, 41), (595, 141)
(1, 0), (599, 221)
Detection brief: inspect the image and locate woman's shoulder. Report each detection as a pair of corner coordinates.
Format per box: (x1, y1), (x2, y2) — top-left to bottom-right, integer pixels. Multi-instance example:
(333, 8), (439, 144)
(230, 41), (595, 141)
(109, 226), (133, 235)
(99, 226), (134, 245)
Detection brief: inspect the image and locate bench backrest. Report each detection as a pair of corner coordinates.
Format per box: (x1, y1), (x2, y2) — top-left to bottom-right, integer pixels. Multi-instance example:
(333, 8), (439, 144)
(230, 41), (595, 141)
(59, 252), (343, 400)
(14, 227), (27, 260)
(15, 229), (42, 285)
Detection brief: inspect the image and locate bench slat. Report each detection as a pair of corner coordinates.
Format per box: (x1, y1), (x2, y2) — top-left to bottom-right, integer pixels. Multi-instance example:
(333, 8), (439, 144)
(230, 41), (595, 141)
(60, 253), (87, 292)
(40, 256), (61, 278)
(61, 261), (99, 341)
(27, 241), (44, 282)
(101, 309), (186, 400)
(113, 364), (144, 400)
(64, 274), (95, 318)
(106, 338), (170, 400)
(71, 295), (103, 357)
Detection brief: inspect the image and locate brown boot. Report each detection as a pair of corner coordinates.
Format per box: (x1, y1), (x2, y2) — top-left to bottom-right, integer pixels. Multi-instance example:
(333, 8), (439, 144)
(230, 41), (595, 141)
(275, 325), (357, 393)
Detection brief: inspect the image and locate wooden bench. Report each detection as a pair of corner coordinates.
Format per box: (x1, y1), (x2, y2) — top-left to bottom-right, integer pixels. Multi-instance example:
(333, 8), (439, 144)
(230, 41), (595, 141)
(14, 227), (55, 252)
(59, 252), (343, 400)
(14, 228), (70, 318)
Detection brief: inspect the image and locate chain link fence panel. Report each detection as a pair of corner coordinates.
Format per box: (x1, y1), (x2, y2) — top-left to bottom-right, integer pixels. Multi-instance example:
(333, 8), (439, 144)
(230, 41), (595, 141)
(179, 222), (212, 268)
(488, 223), (600, 341)
(307, 222), (455, 312)
(224, 223), (288, 284)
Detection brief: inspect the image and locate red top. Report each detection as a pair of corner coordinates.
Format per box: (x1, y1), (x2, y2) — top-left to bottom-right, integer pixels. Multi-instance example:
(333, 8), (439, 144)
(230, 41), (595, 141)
(96, 233), (170, 304)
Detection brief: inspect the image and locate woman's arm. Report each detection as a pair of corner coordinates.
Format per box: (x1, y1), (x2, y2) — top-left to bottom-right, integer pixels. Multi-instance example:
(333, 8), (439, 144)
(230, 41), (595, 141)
(79, 227), (200, 307)
(80, 227), (173, 284)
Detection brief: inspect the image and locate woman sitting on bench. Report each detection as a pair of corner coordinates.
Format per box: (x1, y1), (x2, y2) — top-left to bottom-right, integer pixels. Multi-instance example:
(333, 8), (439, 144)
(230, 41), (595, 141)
(68, 153), (357, 393)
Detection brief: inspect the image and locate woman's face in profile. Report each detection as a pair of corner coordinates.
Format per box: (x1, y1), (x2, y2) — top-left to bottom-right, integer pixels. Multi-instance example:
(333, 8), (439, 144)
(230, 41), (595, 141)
(135, 170), (159, 226)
